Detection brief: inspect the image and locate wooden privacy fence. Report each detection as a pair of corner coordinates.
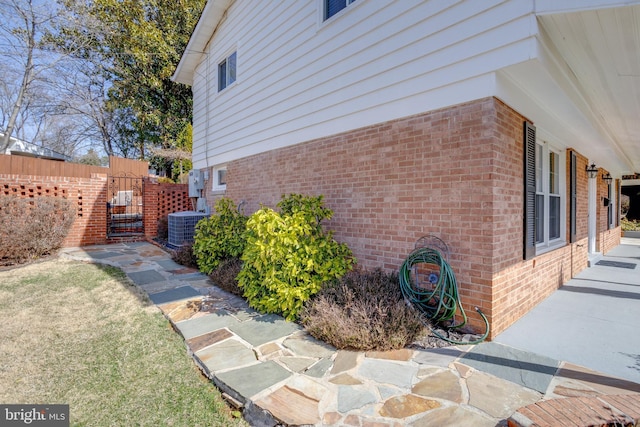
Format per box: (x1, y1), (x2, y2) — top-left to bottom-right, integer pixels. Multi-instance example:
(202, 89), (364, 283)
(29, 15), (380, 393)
(0, 154), (149, 177)
(0, 155), (191, 246)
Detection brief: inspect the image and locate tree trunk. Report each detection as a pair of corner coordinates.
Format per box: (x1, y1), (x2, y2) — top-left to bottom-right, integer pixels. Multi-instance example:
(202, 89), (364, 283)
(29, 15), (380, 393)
(1, 2), (36, 153)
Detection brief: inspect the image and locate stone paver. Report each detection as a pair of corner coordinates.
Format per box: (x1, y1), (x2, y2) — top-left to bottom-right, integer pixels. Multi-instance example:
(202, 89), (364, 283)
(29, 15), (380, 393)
(379, 394), (441, 418)
(60, 241), (640, 427)
(412, 370), (463, 403)
(410, 406), (497, 427)
(461, 342), (559, 393)
(229, 314), (301, 346)
(127, 269), (167, 285)
(466, 370), (541, 418)
(195, 338), (257, 373)
(216, 360), (292, 399)
(147, 285), (201, 304)
(359, 358), (418, 388)
(175, 310), (240, 339)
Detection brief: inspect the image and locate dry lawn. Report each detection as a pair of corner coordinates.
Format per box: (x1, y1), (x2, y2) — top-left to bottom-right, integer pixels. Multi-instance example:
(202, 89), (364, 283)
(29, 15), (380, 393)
(0, 259), (246, 426)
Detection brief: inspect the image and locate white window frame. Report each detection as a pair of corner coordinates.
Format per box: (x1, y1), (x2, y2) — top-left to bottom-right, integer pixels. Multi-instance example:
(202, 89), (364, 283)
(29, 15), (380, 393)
(218, 51), (236, 92)
(535, 140), (566, 252)
(212, 165), (227, 192)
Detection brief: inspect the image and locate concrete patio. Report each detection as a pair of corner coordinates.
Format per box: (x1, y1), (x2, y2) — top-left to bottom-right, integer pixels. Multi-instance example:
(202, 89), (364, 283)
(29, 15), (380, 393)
(496, 237), (640, 385)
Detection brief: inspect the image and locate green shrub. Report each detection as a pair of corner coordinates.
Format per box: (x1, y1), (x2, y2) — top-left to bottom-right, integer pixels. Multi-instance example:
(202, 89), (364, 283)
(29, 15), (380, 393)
(0, 196), (75, 266)
(301, 269), (425, 351)
(209, 257), (243, 296)
(192, 198), (248, 274)
(238, 194), (354, 321)
(622, 218), (640, 231)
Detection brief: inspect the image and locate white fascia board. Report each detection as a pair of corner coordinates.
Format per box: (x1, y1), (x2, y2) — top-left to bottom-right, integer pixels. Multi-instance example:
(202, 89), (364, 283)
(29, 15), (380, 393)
(535, 0), (640, 15)
(172, 0), (232, 86)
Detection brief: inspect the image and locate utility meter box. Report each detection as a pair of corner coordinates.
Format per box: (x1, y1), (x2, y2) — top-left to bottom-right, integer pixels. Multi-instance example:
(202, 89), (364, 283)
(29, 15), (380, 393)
(188, 169), (203, 197)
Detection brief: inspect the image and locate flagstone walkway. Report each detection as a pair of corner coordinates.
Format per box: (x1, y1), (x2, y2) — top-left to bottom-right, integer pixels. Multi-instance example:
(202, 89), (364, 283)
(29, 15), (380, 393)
(61, 242), (640, 427)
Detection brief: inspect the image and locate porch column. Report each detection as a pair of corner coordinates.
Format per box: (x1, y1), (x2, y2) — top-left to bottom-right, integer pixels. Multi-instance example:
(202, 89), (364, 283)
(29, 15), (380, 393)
(588, 169), (597, 255)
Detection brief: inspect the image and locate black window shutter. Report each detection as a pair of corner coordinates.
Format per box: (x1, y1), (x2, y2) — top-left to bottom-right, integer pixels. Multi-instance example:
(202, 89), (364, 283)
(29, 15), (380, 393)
(523, 121), (536, 260)
(570, 151), (577, 243)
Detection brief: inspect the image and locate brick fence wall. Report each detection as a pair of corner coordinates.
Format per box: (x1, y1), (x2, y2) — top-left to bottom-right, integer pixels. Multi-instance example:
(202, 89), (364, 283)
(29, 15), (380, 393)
(1, 173), (191, 247)
(2, 173), (108, 246)
(143, 182), (192, 238)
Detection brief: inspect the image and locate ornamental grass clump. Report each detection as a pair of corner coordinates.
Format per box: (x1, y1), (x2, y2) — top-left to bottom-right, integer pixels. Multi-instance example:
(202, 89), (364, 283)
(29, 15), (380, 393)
(301, 268), (425, 351)
(193, 198), (248, 274)
(238, 194), (353, 321)
(0, 196), (75, 266)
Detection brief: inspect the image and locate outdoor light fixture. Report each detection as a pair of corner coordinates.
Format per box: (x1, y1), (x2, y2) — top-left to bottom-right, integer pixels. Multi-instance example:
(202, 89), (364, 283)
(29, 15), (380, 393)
(586, 163), (598, 179)
(602, 172), (613, 184)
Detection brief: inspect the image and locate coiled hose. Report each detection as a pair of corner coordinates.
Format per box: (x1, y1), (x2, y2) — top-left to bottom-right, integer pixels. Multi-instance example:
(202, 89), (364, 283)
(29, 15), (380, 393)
(399, 247), (489, 345)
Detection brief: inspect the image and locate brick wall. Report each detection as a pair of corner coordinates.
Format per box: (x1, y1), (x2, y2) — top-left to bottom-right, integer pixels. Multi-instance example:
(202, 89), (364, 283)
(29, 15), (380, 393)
(1, 173), (108, 246)
(1, 174), (191, 247)
(143, 180), (191, 238)
(204, 96), (619, 338)
(212, 97), (502, 334)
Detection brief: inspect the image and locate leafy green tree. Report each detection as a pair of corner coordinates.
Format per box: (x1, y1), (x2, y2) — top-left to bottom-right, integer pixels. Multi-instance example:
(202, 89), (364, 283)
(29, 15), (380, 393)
(54, 0), (205, 158)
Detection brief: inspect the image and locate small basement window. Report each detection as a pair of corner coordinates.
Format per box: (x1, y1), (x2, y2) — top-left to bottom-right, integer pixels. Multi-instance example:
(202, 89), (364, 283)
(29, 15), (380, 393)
(213, 166), (227, 192)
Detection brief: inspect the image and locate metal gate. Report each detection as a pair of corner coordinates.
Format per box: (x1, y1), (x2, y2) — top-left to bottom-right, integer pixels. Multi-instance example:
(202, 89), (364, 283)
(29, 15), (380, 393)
(107, 176), (144, 236)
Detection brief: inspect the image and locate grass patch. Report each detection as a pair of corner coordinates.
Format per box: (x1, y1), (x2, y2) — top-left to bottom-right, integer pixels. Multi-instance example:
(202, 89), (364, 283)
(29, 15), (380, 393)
(0, 260), (246, 426)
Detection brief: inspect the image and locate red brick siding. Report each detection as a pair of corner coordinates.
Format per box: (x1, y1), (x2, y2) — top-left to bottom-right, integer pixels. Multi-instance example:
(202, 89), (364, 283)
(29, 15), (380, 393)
(203, 96), (619, 337)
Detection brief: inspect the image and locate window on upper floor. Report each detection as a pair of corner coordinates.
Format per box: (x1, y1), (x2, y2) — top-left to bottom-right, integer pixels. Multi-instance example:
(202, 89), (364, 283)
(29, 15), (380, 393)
(324, 0), (356, 20)
(218, 52), (236, 92)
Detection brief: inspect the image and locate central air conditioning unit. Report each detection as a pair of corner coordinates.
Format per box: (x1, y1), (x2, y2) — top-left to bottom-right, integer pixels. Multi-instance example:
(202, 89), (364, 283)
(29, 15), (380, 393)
(167, 211), (208, 247)
(188, 169), (204, 197)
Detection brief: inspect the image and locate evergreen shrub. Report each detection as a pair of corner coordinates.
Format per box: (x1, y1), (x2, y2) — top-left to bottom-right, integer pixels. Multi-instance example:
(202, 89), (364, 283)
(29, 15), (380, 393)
(238, 194), (353, 321)
(192, 198), (248, 274)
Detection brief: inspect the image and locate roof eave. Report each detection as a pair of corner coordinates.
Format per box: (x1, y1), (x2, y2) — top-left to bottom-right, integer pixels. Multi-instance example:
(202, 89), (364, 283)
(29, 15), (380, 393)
(172, 0), (233, 86)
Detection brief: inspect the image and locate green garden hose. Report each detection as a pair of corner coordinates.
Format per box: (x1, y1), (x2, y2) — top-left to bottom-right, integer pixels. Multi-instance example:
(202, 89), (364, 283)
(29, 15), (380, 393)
(399, 246), (490, 345)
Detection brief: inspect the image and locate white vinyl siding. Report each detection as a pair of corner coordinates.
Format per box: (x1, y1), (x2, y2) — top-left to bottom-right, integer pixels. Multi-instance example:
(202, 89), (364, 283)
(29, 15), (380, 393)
(190, 0), (537, 169)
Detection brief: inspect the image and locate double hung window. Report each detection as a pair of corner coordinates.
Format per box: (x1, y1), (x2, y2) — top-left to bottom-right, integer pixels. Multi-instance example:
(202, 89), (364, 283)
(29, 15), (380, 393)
(524, 122), (565, 259)
(535, 143), (563, 246)
(218, 52), (236, 92)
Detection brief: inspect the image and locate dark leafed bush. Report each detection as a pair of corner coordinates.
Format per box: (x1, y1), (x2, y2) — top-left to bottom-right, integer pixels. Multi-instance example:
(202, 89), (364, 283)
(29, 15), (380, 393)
(0, 196), (75, 266)
(157, 216), (169, 240)
(301, 268), (425, 351)
(171, 242), (198, 269)
(208, 257), (243, 296)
